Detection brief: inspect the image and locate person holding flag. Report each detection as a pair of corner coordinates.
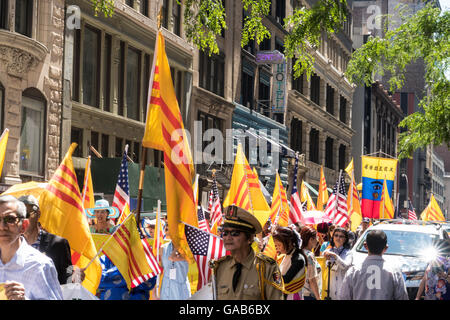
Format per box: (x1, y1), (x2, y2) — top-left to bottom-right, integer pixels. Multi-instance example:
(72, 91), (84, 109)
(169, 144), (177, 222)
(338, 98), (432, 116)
(86, 199), (119, 234)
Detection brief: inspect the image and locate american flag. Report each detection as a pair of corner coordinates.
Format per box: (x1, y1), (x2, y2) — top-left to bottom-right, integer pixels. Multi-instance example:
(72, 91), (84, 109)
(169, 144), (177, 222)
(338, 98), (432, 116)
(408, 200), (418, 221)
(324, 172), (349, 227)
(209, 176), (223, 230)
(289, 155), (304, 224)
(197, 206), (211, 233)
(140, 236), (162, 278)
(113, 145), (130, 223)
(184, 223), (227, 291)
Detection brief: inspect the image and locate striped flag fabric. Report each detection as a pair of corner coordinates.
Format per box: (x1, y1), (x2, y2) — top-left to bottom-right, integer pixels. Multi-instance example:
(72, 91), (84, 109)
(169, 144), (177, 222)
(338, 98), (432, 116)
(197, 206), (211, 233)
(141, 236), (162, 276)
(379, 178), (395, 220)
(101, 213), (161, 289)
(0, 128), (9, 178)
(420, 194), (445, 221)
(316, 166), (329, 211)
(269, 172), (290, 227)
(289, 155), (304, 224)
(345, 159), (362, 232)
(408, 200), (418, 221)
(81, 155), (95, 211)
(38, 143), (101, 295)
(142, 31), (197, 262)
(114, 146), (131, 225)
(324, 172), (349, 227)
(208, 175), (223, 235)
(301, 181), (317, 211)
(184, 223), (227, 291)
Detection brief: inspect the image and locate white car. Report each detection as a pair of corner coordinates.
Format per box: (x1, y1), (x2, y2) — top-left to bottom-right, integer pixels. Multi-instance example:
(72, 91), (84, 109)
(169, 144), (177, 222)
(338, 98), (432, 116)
(351, 220), (449, 299)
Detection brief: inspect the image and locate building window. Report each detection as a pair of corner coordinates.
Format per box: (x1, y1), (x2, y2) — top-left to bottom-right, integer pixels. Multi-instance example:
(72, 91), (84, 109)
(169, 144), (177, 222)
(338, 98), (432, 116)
(199, 51), (225, 97)
(292, 69), (303, 94)
(125, 0), (134, 8)
(71, 127), (83, 158)
(103, 33), (112, 112)
(73, 29), (81, 102)
(339, 144), (346, 171)
(91, 131), (99, 153)
(259, 36), (271, 51)
(132, 141), (140, 163)
(339, 96), (347, 124)
(310, 74), (320, 105)
(309, 128), (319, 163)
(0, 0), (8, 30)
(20, 90), (46, 176)
(290, 118), (302, 153)
(115, 137), (123, 157)
(126, 46), (141, 121)
(118, 41), (125, 116)
(172, 0), (181, 36)
(101, 133), (109, 158)
(326, 85), (334, 115)
(241, 63), (254, 109)
(15, 0), (33, 37)
(162, 0), (169, 29)
(275, 0), (285, 25)
(140, 0), (149, 16)
(242, 10), (255, 55)
(325, 137), (334, 169)
(198, 111), (223, 155)
(82, 25), (101, 107)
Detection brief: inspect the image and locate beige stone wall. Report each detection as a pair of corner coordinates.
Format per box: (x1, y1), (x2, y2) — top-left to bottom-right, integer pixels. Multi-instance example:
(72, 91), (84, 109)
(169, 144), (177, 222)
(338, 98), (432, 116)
(0, 0), (64, 187)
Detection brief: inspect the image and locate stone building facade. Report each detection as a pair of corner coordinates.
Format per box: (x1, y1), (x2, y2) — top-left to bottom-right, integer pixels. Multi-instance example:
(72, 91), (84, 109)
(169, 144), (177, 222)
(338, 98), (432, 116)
(0, 0), (65, 190)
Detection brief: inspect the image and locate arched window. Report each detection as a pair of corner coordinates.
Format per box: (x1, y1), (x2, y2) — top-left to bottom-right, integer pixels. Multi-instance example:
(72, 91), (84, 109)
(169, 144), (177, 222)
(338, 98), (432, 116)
(20, 88), (46, 176)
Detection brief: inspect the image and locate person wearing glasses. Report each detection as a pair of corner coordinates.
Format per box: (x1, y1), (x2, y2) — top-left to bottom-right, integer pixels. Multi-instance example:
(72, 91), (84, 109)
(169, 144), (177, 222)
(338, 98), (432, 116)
(19, 195), (76, 285)
(0, 195), (62, 300)
(323, 227), (353, 300)
(210, 205), (284, 300)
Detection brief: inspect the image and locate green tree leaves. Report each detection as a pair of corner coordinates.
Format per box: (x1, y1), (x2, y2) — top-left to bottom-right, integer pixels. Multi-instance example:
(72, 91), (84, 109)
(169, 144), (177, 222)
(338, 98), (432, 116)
(346, 4), (450, 159)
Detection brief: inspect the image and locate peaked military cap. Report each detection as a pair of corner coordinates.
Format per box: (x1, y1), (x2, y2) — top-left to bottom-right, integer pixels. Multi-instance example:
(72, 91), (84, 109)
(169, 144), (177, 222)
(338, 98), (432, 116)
(223, 205), (262, 234)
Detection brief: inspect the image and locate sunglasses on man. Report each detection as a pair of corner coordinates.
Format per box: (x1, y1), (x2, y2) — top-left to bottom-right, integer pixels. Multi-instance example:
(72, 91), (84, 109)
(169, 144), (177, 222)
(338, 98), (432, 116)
(221, 230), (242, 237)
(0, 215), (22, 225)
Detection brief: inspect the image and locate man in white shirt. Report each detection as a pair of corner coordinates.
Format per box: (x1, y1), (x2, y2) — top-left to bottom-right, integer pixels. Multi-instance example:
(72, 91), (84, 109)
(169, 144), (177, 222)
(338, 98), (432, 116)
(339, 230), (408, 300)
(0, 195), (62, 300)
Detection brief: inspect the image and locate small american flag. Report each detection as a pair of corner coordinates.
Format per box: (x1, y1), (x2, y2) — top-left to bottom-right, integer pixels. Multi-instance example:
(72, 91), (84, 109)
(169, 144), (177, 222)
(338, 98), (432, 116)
(197, 206), (211, 233)
(408, 200), (418, 221)
(289, 155), (304, 224)
(324, 172), (349, 227)
(113, 145), (130, 222)
(209, 176), (223, 230)
(184, 223), (227, 291)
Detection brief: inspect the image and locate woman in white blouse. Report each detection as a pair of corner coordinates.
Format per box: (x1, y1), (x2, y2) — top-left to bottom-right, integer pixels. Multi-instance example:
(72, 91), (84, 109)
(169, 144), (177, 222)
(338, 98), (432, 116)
(323, 227), (353, 300)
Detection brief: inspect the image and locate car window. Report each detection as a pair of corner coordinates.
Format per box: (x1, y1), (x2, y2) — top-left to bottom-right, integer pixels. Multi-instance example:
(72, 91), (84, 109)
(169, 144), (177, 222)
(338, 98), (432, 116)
(356, 230), (439, 257)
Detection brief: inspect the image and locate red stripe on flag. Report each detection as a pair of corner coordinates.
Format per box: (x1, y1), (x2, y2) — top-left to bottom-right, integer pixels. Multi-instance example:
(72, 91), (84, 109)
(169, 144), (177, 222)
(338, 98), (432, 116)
(47, 184), (84, 213)
(163, 152), (195, 204)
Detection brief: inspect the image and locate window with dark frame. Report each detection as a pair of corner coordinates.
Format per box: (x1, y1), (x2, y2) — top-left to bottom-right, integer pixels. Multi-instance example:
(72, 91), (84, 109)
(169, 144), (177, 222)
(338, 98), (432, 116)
(258, 71), (270, 116)
(15, 0), (33, 37)
(275, 0), (286, 25)
(339, 95), (347, 124)
(339, 144), (346, 171)
(241, 63), (254, 109)
(310, 74), (320, 106)
(326, 85), (334, 115)
(199, 51), (225, 97)
(198, 111), (223, 156)
(133, 141), (140, 163)
(82, 25), (101, 108)
(292, 67), (303, 94)
(71, 127), (83, 158)
(116, 137), (123, 157)
(290, 118), (302, 153)
(309, 128), (319, 163)
(325, 137), (334, 169)
(73, 29), (81, 102)
(173, 0), (181, 36)
(140, 0), (149, 16)
(126, 46), (141, 121)
(0, 0), (8, 30)
(118, 41), (125, 116)
(91, 131), (99, 154)
(103, 33), (112, 112)
(101, 133), (109, 158)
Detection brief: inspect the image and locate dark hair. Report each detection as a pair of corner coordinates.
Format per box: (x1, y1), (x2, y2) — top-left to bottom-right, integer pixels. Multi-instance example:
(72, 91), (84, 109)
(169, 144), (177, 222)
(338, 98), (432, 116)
(300, 226), (317, 250)
(330, 227), (351, 249)
(365, 230), (387, 255)
(273, 226), (300, 252)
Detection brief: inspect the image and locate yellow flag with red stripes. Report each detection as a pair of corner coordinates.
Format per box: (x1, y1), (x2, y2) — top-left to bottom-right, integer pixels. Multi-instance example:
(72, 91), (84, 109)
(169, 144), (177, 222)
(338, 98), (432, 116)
(421, 194), (445, 221)
(345, 158), (362, 231)
(223, 143), (271, 228)
(81, 156), (95, 210)
(301, 181), (316, 211)
(142, 31), (196, 262)
(269, 172), (289, 227)
(0, 128), (9, 177)
(379, 178), (395, 219)
(39, 143), (101, 295)
(316, 166), (329, 211)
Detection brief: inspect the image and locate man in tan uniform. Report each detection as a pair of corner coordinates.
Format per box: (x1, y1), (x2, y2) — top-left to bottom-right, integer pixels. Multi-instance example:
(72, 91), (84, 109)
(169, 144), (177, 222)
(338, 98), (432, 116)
(210, 205), (284, 300)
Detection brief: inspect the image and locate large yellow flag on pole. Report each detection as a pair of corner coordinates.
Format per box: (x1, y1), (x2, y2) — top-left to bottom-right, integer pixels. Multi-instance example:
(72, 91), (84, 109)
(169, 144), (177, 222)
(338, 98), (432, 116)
(316, 166), (329, 211)
(0, 128), (9, 177)
(269, 172), (289, 227)
(81, 156), (95, 211)
(223, 143), (271, 228)
(345, 158), (362, 231)
(420, 194), (445, 221)
(301, 181), (316, 211)
(142, 31), (196, 261)
(39, 143), (101, 294)
(379, 178), (395, 219)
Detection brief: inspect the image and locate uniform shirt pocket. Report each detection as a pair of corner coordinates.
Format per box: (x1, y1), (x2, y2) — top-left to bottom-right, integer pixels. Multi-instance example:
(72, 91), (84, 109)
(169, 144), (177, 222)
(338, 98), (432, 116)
(218, 286), (229, 297)
(242, 285), (260, 299)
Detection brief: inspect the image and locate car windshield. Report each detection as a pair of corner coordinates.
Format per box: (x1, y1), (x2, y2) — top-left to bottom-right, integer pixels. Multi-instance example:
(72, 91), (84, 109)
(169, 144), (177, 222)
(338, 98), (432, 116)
(356, 230), (439, 257)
